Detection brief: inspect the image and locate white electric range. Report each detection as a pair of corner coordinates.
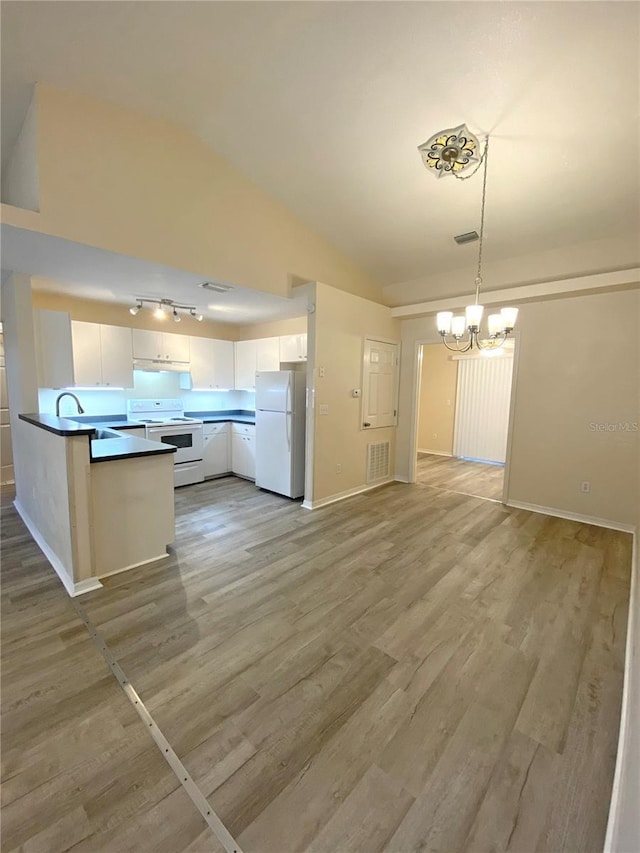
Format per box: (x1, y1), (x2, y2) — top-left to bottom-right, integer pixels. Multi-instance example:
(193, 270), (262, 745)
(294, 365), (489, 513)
(127, 399), (204, 487)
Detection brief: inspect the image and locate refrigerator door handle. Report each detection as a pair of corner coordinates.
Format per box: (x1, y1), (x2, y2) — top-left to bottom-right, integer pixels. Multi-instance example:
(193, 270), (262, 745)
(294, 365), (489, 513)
(285, 374), (292, 414)
(286, 412), (291, 451)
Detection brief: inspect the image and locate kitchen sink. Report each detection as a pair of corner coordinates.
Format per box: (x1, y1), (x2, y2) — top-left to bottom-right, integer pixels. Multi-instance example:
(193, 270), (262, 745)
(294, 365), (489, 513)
(93, 428), (126, 440)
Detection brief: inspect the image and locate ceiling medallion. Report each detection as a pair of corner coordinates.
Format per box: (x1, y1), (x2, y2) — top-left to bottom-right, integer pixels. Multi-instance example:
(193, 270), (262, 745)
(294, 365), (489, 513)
(418, 123), (480, 178)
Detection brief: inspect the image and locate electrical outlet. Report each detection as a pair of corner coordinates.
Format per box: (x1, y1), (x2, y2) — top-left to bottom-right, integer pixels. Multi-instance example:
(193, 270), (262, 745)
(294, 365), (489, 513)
(581, 481), (591, 493)
(319, 404), (329, 415)
(319, 366), (326, 378)
(336, 463), (342, 473)
(432, 432), (438, 439)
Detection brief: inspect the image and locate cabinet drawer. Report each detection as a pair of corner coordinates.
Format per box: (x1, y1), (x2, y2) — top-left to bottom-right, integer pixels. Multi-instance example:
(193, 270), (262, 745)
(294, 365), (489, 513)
(231, 423), (255, 436)
(203, 422), (230, 436)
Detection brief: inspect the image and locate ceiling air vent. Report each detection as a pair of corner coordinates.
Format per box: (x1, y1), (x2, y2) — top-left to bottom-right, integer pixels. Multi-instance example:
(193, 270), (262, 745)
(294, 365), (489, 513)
(454, 230), (479, 245)
(199, 282), (233, 293)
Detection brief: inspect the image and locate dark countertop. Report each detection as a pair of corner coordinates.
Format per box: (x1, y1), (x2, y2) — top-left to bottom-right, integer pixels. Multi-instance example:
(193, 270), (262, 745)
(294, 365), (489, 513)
(19, 413), (97, 436)
(67, 415), (145, 430)
(19, 413), (178, 463)
(185, 409), (256, 424)
(90, 435), (177, 463)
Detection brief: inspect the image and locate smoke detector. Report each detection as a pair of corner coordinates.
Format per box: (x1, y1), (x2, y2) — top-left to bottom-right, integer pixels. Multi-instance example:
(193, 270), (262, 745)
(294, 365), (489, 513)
(199, 281), (233, 293)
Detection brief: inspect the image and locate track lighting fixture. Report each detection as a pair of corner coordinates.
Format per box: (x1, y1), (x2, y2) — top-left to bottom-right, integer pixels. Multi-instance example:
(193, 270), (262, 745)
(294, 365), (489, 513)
(128, 297), (204, 323)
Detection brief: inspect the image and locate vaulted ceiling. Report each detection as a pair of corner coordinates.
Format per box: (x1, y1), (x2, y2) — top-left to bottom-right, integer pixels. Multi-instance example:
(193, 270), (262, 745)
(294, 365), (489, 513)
(2, 1), (638, 293)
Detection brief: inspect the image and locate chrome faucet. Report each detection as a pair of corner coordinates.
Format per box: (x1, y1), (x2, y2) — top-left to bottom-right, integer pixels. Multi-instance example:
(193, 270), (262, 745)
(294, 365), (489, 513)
(55, 392), (85, 417)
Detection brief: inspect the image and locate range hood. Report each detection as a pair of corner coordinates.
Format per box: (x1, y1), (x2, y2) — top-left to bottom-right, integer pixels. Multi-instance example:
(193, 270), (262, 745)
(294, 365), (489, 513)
(133, 359), (190, 374)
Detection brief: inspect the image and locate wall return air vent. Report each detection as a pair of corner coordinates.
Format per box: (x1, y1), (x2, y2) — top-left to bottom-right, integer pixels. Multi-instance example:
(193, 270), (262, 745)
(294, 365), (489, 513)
(367, 441), (390, 483)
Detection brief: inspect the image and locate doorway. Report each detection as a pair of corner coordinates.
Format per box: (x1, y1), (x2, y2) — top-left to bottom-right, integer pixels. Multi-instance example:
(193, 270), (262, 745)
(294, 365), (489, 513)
(415, 343), (513, 501)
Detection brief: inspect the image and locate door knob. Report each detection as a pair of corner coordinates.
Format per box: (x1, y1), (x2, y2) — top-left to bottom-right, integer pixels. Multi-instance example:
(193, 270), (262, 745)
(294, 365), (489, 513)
(363, 422), (371, 427)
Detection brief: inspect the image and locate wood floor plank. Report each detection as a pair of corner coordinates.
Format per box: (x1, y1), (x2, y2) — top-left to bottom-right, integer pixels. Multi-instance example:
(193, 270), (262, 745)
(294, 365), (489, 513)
(1, 472), (632, 853)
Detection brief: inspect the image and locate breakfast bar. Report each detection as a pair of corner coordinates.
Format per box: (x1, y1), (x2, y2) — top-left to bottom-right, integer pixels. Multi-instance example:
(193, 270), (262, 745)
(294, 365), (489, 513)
(16, 413), (176, 595)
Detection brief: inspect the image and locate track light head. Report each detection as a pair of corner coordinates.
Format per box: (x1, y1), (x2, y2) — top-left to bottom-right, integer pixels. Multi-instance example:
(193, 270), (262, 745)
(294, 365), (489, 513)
(129, 302), (141, 316)
(173, 309), (181, 323)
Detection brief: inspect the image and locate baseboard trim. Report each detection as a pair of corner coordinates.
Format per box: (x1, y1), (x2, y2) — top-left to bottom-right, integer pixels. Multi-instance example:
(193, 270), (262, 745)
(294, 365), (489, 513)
(301, 478), (394, 510)
(505, 499), (635, 533)
(604, 527), (638, 852)
(97, 551), (169, 580)
(13, 499), (103, 597)
(417, 449), (453, 457)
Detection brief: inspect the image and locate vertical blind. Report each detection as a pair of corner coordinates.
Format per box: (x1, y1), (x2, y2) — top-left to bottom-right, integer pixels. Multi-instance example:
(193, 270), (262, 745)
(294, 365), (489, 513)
(453, 357), (514, 464)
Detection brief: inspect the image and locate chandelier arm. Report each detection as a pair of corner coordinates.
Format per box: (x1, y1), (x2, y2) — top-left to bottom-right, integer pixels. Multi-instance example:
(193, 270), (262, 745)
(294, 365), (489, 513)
(476, 333), (508, 350)
(440, 337), (472, 353)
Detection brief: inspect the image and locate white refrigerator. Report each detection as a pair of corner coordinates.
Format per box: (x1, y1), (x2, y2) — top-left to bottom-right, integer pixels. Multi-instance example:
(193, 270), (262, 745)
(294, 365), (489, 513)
(255, 370), (306, 499)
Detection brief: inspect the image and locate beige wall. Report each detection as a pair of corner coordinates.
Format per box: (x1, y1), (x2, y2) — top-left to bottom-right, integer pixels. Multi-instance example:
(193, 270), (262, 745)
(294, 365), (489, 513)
(234, 315), (307, 341)
(395, 288), (640, 527)
(417, 344), (457, 454)
(507, 290), (639, 527)
(22, 84), (382, 304)
(311, 282), (400, 504)
(1, 93), (39, 212)
(31, 289), (238, 340)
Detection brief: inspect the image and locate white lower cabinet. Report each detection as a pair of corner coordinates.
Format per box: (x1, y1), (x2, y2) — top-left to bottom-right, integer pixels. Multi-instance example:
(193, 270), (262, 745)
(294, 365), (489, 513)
(203, 422), (231, 478)
(231, 423), (255, 479)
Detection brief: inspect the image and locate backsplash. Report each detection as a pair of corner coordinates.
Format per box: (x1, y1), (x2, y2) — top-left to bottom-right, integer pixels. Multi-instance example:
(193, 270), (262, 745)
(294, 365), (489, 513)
(39, 370), (255, 416)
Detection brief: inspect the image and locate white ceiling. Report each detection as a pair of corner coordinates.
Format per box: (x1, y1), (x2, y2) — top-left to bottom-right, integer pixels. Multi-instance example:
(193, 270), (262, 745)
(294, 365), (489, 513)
(1, 1), (639, 294)
(0, 225), (308, 324)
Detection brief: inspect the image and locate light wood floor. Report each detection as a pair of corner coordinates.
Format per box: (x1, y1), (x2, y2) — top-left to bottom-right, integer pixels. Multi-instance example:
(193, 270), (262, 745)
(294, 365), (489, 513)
(416, 453), (505, 501)
(1, 476), (632, 852)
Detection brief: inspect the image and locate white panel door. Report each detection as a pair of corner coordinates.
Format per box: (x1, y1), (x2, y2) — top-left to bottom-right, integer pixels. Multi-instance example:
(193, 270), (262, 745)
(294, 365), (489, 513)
(453, 356), (514, 464)
(362, 339), (399, 430)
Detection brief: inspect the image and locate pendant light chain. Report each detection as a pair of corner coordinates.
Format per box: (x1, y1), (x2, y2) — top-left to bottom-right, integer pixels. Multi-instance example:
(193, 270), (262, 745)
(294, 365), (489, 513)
(475, 136), (489, 303)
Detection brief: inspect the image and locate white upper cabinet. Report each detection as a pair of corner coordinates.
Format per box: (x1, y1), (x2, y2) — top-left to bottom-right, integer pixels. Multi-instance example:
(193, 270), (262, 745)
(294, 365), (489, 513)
(101, 325), (135, 387)
(234, 339), (257, 390)
(279, 333), (307, 362)
(33, 309), (75, 389)
(234, 337), (279, 390)
(132, 329), (190, 362)
(72, 321), (134, 388)
(189, 337), (234, 389)
(256, 337), (280, 371)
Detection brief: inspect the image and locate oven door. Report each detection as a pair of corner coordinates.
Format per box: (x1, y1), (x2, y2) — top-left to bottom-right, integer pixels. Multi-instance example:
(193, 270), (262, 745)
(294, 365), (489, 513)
(146, 424), (204, 464)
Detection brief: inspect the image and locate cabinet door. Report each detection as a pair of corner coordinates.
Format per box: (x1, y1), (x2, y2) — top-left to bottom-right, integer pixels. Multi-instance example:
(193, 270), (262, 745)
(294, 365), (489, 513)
(244, 435), (256, 479)
(164, 333), (190, 363)
(298, 333), (307, 360)
(204, 432), (230, 477)
(100, 325), (133, 387)
(133, 329), (163, 360)
(189, 336), (214, 388)
(234, 340), (257, 390)
(211, 339), (235, 389)
(279, 334), (297, 363)
(231, 433), (247, 476)
(72, 321), (103, 385)
(256, 337), (280, 371)
(34, 309), (74, 389)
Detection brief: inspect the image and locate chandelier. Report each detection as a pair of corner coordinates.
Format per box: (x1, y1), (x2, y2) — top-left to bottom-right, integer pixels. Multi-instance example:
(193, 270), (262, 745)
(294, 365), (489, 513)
(129, 297), (203, 323)
(419, 124), (518, 351)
